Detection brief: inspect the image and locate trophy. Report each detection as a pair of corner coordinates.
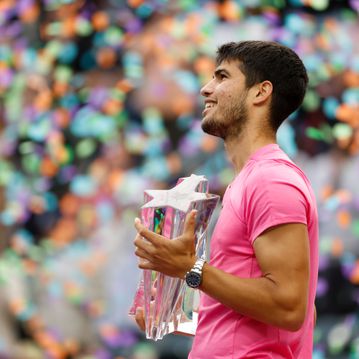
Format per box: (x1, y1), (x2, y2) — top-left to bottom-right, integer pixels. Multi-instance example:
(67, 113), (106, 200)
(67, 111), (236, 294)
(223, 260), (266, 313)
(129, 174), (219, 341)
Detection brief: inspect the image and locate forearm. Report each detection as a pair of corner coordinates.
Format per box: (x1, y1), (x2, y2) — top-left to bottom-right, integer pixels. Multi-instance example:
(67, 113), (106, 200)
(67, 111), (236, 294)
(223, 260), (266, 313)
(200, 263), (306, 331)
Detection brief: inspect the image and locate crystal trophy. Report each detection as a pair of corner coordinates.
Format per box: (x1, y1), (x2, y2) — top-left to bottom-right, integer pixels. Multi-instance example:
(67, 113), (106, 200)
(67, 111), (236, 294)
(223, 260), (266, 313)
(129, 174), (219, 341)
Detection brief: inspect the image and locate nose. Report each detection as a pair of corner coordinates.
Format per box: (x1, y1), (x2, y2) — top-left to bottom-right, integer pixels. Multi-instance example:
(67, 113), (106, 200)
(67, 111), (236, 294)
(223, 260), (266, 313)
(200, 79), (215, 97)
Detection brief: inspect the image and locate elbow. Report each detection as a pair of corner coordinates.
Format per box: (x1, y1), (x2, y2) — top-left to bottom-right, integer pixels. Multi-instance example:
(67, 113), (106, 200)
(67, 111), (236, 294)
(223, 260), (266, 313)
(281, 306), (306, 332)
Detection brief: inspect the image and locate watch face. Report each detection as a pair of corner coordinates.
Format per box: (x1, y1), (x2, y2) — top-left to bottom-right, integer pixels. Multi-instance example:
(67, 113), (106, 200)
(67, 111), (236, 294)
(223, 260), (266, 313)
(186, 272), (201, 288)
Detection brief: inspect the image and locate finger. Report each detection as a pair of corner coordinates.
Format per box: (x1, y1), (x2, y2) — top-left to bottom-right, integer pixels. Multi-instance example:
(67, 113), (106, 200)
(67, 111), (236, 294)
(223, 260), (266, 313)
(182, 210), (197, 238)
(134, 218), (165, 245)
(138, 260), (156, 271)
(135, 307), (146, 331)
(134, 234), (155, 254)
(134, 247), (152, 261)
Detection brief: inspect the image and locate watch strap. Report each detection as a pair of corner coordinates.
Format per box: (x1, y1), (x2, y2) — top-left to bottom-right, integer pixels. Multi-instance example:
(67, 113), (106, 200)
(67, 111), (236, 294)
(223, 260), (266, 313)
(186, 257), (206, 277)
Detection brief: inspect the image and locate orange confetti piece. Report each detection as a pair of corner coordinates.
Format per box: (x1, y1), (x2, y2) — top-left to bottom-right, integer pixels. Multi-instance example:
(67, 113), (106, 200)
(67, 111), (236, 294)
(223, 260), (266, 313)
(53, 81), (69, 97)
(9, 298), (26, 315)
(34, 91), (53, 112)
(40, 157), (58, 177)
(202, 135), (220, 153)
(19, 4), (40, 24)
(62, 17), (76, 38)
(331, 237), (343, 257)
(92, 11), (109, 31)
(50, 218), (77, 245)
(107, 169), (124, 190)
(337, 210), (352, 229)
(116, 79), (134, 93)
(350, 261), (359, 284)
(336, 104), (359, 127)
(96, 47), (117, 69)
(60, 194), (80, 217)
(343, 69), (359, 88)
(102, 98), (123, 115)
(320, 185), (333, 200)
(217, 0), (240, 21)
(127, 0), (144, 8)
(337, 210), (351, 229)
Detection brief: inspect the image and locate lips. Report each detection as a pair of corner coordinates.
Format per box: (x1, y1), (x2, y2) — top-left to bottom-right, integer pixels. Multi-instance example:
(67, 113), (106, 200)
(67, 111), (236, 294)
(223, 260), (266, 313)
(203, 101), (217, 116)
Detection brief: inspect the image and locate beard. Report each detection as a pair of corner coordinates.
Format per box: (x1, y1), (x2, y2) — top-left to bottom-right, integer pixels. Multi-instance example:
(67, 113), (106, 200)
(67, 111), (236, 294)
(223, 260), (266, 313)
(201, 94), (248, 140)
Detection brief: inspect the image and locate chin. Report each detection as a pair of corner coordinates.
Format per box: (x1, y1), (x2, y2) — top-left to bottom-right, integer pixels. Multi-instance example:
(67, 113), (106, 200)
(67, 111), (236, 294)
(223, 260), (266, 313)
(201, 119), (225, 139)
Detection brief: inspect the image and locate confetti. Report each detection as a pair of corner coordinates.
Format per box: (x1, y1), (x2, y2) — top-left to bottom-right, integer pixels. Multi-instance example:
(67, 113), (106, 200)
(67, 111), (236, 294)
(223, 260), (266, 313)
(0, 1), (359, 357)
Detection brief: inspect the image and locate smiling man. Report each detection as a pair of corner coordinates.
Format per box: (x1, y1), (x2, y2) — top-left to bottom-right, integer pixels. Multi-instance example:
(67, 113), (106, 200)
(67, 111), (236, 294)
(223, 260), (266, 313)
(134, 41), (319, 358)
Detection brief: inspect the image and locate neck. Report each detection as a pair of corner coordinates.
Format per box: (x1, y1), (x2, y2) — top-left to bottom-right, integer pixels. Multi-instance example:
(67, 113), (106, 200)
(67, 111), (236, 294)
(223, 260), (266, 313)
(224, 126), (277, 174)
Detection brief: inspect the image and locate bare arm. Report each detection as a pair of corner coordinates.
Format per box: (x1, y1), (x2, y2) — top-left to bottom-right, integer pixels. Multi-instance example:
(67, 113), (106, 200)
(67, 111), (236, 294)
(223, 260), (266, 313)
(199, 223), (310, 331)
(134, 212), (310, 332)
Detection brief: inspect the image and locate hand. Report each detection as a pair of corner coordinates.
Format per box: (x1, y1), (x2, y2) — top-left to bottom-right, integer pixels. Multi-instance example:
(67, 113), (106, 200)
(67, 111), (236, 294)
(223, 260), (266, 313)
(134, 210), (197, 278)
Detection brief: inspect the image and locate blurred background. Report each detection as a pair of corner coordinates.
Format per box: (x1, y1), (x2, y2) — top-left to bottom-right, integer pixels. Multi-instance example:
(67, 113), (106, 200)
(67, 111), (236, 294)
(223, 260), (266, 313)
(1, 0), (359, 358)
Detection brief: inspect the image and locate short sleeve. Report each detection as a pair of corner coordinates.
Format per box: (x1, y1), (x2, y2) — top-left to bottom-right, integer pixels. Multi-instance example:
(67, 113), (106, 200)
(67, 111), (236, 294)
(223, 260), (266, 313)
(243, 163), (309, 245)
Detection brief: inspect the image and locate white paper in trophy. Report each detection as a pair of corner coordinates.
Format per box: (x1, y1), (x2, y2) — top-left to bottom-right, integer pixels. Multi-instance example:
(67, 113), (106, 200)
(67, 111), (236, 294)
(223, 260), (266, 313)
(129, 174), (219, 341)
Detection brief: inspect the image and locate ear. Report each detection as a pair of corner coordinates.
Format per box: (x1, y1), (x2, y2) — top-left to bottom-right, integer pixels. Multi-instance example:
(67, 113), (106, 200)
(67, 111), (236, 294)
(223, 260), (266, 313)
(252, 80), (273, 105)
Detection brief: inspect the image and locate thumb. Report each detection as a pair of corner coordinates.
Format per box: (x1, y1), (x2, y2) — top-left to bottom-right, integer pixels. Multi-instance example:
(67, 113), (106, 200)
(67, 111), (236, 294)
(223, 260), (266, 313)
(182, 209), (197, 239)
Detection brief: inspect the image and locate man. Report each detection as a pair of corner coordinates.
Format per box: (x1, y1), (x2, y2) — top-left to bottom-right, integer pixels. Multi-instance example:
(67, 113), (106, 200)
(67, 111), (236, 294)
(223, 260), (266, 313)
(134, 41), (318, 358)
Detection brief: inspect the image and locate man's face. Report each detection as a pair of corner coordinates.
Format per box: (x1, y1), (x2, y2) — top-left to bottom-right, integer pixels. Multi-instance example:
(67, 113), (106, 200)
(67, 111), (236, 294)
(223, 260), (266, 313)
(200, 60), (249, 140)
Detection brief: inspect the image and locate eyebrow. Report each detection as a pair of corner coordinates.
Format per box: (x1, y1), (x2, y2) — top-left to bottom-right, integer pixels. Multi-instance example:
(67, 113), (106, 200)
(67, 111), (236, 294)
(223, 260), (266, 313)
(214, 68), (231, 78)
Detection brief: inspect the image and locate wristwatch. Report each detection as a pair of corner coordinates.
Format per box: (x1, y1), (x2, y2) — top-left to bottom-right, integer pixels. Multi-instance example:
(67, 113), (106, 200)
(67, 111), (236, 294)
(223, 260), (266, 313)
(185, 258), (206, 288)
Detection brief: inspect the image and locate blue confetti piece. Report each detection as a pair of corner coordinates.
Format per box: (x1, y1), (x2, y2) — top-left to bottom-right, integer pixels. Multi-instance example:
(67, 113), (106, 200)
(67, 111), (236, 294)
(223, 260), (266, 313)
(277, 120), (298, 158)
(48, 281), (63, 298)
(96, 201), (114, 222)
(58, 42), (78, 63)
(323, 97), (339, 120)
(172, 70), (199, 94)
(342, 88), (359, 105)
(70, 175), (97, 197)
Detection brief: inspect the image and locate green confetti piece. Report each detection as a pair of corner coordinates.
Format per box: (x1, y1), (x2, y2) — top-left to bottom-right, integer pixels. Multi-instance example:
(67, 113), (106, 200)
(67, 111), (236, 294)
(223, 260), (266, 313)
(76, 139), (97, 158)
(333, 123), (353, 139)
(110, 88), (125, 101)
(76, 18), (93, 36)
(352, 220), (359, 238)
(219, 167), (235, 186)
(19, 141), (35, 155)
(63, 146), (75, 164)
(114, 111), (128, 128)
(104, 26), (123, 46)
(22, 154), (40, 175)
(0, 161), (14, 186)
(179, 0), (196, 11)
(306, 124), (333, 143)
(0, 45), (13, 64)
(302, 89), (320, 112)
(45, 21), (63, 36)
(45, 40), (62, 58)
(54, 65), (73, 83)
(319, 236), (332, 254)
(340, 8), (357, 21)
(310, 0), (329, 11)
(172, 21), (186, 39)
(4, 74), (26, 122)
(143, 107), (164, 136)
(28, 246), (43, 262)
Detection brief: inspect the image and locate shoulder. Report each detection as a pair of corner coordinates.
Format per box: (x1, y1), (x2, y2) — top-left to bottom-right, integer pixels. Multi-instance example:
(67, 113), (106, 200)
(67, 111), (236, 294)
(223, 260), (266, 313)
(245, 158), (308, 190)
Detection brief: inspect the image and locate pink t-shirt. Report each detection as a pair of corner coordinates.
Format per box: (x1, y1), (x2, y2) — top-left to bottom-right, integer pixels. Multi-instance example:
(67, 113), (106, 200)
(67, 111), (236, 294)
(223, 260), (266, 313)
(189, 144), (319, 359)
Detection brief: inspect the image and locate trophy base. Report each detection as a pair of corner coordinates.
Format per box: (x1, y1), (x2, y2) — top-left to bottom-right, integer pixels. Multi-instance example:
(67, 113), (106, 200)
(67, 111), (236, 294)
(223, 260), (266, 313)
(168, 311), (198, 337)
